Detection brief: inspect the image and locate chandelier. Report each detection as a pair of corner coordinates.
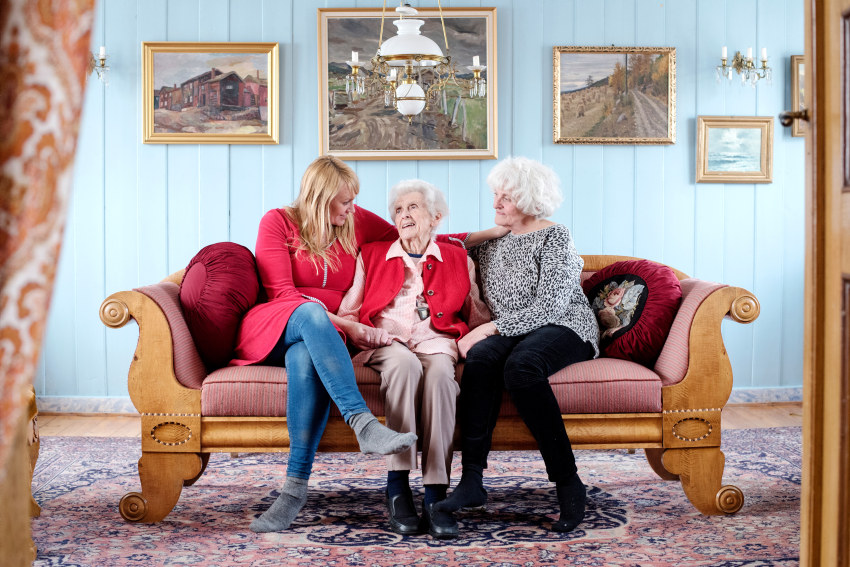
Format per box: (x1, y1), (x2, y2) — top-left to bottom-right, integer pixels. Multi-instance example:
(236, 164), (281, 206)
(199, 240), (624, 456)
(345, 1), (487, 122)
(715, 46), (772, 87)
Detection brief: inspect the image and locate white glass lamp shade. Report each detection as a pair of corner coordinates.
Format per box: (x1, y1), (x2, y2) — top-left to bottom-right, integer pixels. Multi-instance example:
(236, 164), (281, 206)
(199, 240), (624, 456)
(395, 82), (426, 117)
(381, 19), (442, 67)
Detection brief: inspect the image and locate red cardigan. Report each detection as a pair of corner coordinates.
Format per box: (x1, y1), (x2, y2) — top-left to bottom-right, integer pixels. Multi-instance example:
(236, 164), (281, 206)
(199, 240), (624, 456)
(358, 240), (472, 339)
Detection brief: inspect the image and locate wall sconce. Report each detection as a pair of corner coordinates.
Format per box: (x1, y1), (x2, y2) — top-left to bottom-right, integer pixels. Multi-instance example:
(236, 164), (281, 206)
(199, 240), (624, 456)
(716, 46), (771, 87)
(88, 46), (109, 85)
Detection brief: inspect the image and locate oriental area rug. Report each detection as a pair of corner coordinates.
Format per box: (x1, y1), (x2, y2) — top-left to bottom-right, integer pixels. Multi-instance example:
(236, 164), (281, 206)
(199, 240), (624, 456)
(32, 427), (801, 566)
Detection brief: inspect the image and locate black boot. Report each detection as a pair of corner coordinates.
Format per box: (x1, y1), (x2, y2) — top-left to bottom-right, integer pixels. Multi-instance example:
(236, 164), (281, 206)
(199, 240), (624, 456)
(434, 465), (487, 513)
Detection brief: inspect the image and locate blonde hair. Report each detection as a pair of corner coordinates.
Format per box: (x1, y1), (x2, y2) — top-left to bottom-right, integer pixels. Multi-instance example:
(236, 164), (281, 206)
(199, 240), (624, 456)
(288, 155), (360, 271)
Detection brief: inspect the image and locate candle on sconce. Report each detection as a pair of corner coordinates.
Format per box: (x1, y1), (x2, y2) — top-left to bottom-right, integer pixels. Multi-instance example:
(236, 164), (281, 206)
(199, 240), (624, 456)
(389, 68), (397, 80)
(99, 46), (106, 59)
(761, 47), (767, 60)
(721, 46), (727, 59)
(746, 47), (753, 60)
(351, 51), (359, 64)
(472, 55), (480, 66)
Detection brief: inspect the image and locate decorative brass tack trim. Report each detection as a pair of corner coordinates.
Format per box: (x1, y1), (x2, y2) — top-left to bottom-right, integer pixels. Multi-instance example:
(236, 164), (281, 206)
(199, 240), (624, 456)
(671, 417), (713, 442)
(662, 408), (722, 414)
(150, 422), (193, 446)
(141, 412), (201, 417)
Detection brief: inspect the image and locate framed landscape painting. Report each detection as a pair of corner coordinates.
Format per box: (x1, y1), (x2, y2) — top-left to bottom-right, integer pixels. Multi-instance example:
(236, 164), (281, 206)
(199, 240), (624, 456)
(318, 7), (497, 160)
(553, 46), (676, 144)
(696, 116), (774, 183)
(142, 42), (279, 144)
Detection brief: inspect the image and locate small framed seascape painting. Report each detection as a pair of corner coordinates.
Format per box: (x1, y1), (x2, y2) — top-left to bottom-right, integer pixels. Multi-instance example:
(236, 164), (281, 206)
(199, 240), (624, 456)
(696, 116), (774, 183)
(142, 42), (279, 144)
(552, 45), (676, 144)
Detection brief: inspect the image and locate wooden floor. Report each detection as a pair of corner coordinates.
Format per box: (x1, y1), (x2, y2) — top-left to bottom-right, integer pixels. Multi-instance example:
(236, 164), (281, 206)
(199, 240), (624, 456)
(37, 402), (803, 438)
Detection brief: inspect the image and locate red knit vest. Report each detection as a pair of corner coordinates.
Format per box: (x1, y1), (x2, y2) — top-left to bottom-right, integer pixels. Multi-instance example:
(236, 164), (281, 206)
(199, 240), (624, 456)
(358, 240), (472, 339)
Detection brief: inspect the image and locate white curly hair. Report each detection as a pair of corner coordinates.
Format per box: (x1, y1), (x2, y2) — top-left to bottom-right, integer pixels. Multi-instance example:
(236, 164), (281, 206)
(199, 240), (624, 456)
(486, 156), (563, 219)
(388, 179), (449, 233)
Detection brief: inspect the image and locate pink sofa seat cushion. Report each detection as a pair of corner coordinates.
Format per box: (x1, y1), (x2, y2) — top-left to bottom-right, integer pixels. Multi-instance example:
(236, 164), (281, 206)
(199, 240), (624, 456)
(201, 364), (390, 417)
(200, 358), (661, 417)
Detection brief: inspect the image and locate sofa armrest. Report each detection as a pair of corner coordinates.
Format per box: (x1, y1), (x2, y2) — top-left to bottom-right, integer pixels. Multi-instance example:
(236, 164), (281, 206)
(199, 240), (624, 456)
(100, 287), (202, 417)
(660, 283), (760, 409)
(655, 279), (727, 386)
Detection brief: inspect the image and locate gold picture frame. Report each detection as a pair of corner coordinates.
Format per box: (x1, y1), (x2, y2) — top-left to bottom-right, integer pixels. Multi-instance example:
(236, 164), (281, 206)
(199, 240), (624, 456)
(318, 7), (497, 160)
(696, 116), (774, 183)
(552, 46), (676, 145)
(790, 55), (806, 137)
(142, 42), (279, 144)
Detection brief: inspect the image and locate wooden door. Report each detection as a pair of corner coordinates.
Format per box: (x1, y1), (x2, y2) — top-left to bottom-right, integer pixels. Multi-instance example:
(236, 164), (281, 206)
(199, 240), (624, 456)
(801, 0), (850, 565)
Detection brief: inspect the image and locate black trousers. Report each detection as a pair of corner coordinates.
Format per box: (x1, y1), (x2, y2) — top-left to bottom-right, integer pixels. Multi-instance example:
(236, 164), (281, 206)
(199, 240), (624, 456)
(458, 324), (595, 483)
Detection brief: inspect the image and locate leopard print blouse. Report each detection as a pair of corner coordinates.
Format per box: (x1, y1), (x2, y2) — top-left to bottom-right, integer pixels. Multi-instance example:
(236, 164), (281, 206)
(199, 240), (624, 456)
(470, 223), (600, 357)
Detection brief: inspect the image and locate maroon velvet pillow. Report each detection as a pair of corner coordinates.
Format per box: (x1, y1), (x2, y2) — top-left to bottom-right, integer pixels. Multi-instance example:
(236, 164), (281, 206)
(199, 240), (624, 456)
(179, 242), (260, 372)
(582, 259), (682, 367)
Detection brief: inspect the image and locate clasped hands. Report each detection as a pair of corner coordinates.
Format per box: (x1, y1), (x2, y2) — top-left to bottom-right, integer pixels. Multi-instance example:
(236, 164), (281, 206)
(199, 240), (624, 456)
(348, 323), (393, 351)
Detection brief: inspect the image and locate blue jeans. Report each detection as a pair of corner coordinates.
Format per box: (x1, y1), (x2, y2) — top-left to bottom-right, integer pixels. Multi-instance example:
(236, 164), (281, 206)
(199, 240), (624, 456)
(264, 302), (370, 479)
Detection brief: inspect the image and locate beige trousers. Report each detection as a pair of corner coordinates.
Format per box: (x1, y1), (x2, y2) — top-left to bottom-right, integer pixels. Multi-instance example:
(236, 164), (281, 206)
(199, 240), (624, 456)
(367, 341), (459, 485)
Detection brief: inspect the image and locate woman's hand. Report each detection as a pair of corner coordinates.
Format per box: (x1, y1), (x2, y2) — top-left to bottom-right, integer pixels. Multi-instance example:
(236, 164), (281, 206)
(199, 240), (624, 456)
(458, 322), (499, 358)
(348, 322), (393, 351)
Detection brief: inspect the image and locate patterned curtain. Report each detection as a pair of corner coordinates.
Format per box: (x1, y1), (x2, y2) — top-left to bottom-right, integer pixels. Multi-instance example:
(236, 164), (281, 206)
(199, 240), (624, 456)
(0, 0), (96, 477)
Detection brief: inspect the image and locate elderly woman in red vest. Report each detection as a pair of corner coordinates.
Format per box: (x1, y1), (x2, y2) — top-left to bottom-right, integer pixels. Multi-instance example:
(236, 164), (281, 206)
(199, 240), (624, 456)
(338, 179), (490, 540)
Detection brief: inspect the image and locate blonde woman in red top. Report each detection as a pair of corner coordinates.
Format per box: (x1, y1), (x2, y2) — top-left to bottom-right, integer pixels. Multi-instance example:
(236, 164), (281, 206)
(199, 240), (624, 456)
(239, 156), (502, 533)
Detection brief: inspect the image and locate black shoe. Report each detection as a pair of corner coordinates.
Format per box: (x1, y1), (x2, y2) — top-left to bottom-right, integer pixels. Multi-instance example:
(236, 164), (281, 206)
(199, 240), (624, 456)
(420, 501), (459, 539)
(385, 490), (420, 535)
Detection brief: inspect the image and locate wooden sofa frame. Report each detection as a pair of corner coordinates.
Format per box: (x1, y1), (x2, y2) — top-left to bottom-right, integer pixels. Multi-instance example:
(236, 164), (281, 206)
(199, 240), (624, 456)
(99, 254), (760, 523)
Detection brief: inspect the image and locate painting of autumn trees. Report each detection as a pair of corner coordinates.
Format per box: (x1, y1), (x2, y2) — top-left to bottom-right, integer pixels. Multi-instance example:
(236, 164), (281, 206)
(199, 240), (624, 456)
(553, 46), (676, 144)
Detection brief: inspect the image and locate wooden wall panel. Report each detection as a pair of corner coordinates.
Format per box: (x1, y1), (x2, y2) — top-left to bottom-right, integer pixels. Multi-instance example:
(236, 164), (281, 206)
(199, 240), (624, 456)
(693, 0), (726, 280)
(571, 1), (605, 254)
(39, 0), (807, 403)
(104, 0), (143, 396)
(751, 1), (789, 387)
(781, 0), (806, 387)
(541, 0), (574, 230)
(663, 0), (696, 276)
(600, 0), (636, 256)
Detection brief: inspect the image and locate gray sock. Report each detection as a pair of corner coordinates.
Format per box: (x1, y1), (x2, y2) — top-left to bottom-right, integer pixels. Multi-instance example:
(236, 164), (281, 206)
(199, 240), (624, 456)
(249, 476), (309, 533)
(348, 412), (417, 455)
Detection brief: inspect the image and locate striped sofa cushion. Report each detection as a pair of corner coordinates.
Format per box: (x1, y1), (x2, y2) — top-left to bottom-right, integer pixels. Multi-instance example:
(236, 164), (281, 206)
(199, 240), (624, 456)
(136, 282), (207, 390)
(653, 278), (726, 386)
(202, 365), (288, 416)
(200, 357), (662, 417)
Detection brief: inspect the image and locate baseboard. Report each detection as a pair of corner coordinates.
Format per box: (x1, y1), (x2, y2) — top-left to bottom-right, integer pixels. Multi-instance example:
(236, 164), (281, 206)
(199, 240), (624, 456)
(36, 396), (137, 414)
(727, 387), (803, 404)
(36, 387), (803, 415)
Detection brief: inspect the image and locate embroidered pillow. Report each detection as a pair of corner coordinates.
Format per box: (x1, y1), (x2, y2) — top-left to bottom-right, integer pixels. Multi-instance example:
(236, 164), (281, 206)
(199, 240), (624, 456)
(582, 259), (682, 367)
(179, 242), (260, 372)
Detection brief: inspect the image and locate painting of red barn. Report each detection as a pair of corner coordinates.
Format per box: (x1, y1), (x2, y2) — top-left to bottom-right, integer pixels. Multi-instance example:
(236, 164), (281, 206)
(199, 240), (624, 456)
(142, 42), (278, 144)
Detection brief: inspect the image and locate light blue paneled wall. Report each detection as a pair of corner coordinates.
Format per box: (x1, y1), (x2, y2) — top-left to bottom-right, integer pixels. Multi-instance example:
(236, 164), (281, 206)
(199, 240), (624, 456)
(37, 0), (805, 404)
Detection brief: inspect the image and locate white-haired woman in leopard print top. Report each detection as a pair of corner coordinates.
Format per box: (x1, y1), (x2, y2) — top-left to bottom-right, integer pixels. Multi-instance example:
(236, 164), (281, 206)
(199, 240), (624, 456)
(437, 156), (599, 534)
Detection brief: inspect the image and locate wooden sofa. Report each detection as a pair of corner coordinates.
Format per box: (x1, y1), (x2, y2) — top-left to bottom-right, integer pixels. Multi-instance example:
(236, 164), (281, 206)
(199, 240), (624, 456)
(99, 254), (759, 523)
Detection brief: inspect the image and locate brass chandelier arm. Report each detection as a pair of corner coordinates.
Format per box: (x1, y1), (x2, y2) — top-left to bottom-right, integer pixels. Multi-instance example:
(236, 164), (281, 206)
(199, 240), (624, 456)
(378, 0), (387, 51)
(437, 0), (450, 54)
